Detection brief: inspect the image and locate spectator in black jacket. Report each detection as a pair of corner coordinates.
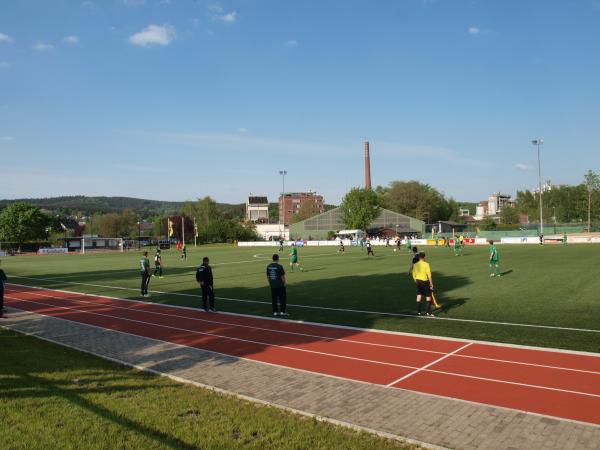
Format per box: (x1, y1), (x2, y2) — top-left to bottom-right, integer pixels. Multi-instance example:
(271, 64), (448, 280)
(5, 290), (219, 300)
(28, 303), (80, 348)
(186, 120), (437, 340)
(0, 261), (7, 318)
(196, 257), (215, 312)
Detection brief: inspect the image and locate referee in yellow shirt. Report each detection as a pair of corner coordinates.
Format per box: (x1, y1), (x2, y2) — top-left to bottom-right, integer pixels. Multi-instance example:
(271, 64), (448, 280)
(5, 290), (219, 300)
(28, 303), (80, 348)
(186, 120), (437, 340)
(412, 252), (434, 317)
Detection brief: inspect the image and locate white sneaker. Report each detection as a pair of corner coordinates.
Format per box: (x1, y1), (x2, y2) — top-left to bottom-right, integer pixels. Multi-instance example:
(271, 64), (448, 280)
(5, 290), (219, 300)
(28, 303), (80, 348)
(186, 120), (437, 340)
(273, 312), (279, 317)
(280, 312), (289, 317)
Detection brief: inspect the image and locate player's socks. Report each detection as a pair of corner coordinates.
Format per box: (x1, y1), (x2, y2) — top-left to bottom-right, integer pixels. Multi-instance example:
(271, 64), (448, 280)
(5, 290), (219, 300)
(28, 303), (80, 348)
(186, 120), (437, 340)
(426, 300), (432, 314)
(417, 301), (422, 315)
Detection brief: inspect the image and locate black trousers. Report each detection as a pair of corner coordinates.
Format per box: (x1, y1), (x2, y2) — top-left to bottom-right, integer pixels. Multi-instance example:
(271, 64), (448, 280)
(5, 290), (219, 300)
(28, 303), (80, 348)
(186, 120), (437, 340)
(141, 272), (150, 295)
(153, 265), (162, 276)
(0, 287), (4, 310)
(201, 285), (215, 310)
(271, 286), (287, 313)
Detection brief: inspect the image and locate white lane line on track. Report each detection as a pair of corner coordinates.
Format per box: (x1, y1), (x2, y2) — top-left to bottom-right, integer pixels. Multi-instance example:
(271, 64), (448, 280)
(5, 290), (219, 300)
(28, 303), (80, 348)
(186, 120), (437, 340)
(5, 293), (600, 399)
(10, 276), (600, 334)
(8, 287), (600, 377)
(386, 343), (474, 387)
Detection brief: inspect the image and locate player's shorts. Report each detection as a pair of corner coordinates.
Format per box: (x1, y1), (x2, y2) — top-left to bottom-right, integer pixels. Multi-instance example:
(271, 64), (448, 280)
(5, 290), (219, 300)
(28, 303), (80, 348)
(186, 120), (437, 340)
(415, 280), (431, 297)
(490, 258), (499, 264)
(291, 257), (298, 264)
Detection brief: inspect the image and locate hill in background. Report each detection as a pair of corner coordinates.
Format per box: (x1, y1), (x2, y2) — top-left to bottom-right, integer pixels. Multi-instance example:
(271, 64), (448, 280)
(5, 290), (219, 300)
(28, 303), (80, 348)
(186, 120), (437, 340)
(0, 196), (246, 219)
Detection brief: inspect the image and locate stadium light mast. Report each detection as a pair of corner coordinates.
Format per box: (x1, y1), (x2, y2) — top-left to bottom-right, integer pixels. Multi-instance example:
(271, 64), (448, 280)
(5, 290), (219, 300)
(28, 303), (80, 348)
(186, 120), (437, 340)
(531, 138), (544, 235)
(279, 170), (287, 239)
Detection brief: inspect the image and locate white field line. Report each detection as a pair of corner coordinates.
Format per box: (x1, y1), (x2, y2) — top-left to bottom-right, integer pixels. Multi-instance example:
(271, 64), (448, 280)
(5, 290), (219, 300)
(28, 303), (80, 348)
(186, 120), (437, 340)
(5, 294), (600, 400)
(9, 276), (600, 334)
(386, 343), (474, 387)
(8, 287), (600, 377)
(24, 252), (373, 279)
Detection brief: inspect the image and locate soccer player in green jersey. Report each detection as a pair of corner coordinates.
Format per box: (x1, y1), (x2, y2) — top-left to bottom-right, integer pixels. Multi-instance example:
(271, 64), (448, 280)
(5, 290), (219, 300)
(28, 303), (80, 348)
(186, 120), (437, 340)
(454, 238), (463, 256)
(289, 243), (303, 272)
(488, 240), (500, 277)
(140, 251), (151, 296)
(563, 232), (568, 246)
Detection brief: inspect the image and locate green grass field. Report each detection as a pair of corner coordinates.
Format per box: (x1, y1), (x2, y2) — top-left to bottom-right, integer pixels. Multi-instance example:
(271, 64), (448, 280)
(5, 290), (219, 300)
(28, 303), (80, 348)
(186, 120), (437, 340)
(2, 243), (599, 352)
(0, 328), (416, 450)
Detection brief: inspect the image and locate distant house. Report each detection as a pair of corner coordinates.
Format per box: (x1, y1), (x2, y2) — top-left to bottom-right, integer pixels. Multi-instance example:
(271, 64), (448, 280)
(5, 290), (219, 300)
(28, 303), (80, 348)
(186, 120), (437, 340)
(246, 195), (269, 223)
(428, 221), (468, 234)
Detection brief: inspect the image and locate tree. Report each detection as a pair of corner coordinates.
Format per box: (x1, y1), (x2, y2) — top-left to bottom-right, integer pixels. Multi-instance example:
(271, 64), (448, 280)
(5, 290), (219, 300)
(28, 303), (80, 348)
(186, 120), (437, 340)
(376, 181), (453, 222)
(292, 199), (321, 223)
(339, 188), (381, 231)
(500, 206), (519, 225)
(584, 170), (600, 232)
(0, 202), (50, 246)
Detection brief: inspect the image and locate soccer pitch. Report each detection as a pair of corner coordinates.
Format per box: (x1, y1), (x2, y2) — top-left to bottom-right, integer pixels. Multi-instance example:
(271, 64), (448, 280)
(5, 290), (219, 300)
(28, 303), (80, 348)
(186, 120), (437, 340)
(3, 244), (599, 353)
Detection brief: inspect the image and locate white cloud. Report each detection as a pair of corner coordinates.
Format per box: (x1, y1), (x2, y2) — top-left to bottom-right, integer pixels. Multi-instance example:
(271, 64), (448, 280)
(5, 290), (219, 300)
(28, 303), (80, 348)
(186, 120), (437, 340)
(285, 40), (298, 47)
(0, 61), (12, 68)
(81, 1), (93, 6)
(468, 26), (480, 35)
(238, 128), (248, 133)
(208, 3), (224, 13)
(32, 42), (54, 51)
(123, 0), (146, 5)
(208, 3), (238, 23)
(129, 24), (176, 47)
(0, 33), (14, 43)
(220, 11), (237, 23)
(515, 163), (533, 171)
(156, 0), (171, 5)
(1, 136), (14, 141)
(63, 35), (80, 44)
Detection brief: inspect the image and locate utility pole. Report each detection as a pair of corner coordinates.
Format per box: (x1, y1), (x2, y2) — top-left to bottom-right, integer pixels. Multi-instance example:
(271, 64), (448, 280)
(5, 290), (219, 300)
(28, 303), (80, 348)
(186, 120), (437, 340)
(531, 138), (544, 235)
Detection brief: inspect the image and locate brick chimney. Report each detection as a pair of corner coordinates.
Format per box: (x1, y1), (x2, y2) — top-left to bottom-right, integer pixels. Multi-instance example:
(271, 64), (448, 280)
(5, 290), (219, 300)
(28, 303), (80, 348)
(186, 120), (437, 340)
(364, 141), (372, 190)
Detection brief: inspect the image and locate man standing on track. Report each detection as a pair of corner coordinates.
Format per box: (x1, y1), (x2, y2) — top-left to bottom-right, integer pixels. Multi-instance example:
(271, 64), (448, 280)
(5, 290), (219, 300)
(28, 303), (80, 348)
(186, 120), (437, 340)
(267, 254), (288, 317)
(153, 249), (163, 278)
(489, 240), (501, 277)
(0, 261), (7, 318)
(140, 251), (151, 297)
(279, 238), (284, 252)
(196, 256), (216, 312)
(412, 252), (434, 317)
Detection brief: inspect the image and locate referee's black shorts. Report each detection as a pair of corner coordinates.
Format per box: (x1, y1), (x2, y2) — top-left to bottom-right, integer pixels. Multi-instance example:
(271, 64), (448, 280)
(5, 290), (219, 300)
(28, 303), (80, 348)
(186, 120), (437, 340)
(415, 280), (431, 297)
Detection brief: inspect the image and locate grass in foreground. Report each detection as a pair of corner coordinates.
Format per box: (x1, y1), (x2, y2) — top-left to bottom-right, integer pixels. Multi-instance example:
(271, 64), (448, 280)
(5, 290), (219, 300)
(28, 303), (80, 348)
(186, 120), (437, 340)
(0, 328), (416, 450)
(2, 244), (599, 352)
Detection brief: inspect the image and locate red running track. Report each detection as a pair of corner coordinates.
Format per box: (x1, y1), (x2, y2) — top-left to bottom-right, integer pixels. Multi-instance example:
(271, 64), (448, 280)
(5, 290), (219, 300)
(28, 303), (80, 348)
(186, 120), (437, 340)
(4, 284), (600, 426)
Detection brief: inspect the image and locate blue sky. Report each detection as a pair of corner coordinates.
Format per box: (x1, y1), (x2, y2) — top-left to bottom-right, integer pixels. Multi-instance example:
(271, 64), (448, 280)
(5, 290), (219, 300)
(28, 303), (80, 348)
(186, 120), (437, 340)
(1, 0), (600, 205)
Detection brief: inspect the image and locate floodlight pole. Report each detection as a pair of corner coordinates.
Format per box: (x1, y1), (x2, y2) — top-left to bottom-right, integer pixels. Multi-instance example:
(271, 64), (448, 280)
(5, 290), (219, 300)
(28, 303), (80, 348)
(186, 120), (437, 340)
(279, 170), (287, 239)
(137, 221), (141, 249)
(532, 139), (544, 235)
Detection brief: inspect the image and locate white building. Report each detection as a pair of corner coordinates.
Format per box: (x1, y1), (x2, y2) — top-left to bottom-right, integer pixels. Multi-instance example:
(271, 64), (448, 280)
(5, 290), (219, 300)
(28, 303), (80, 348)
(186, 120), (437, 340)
(474, 193), (515, 220)
(246, 195), (269, 223)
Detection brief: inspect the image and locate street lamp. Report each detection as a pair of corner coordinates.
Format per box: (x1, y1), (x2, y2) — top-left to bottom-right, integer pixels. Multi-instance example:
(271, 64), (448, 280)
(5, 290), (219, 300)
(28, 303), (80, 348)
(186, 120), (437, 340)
(531, 138), (544, 235)
(279, 170), (287, 239)
(137, 221), (141, 249)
